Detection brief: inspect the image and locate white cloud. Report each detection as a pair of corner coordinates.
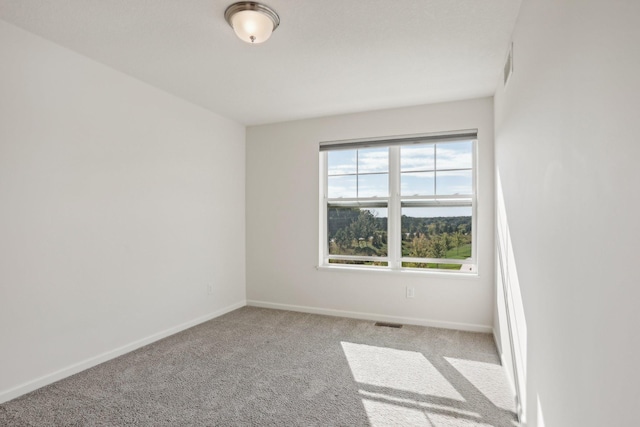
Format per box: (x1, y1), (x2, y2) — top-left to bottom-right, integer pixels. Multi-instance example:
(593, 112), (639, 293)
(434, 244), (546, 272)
(435, 145), (472, 169)
(358, 150), (388, 174)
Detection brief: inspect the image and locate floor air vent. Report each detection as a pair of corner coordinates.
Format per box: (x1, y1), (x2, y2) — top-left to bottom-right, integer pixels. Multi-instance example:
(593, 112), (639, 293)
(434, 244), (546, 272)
(374, 322), (403, 329)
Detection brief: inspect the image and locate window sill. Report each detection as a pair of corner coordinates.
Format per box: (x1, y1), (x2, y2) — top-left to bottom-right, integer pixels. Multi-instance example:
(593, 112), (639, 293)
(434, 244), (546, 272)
(315, 264), (480, 280)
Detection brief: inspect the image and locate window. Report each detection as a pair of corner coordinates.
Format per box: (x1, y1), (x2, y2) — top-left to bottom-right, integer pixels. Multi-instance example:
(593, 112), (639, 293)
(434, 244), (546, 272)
(319, 131), (477, 273)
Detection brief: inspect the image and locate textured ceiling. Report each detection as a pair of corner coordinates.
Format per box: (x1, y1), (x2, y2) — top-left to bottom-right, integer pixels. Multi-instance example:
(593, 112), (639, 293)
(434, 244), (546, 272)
(0, 0), (521, 125)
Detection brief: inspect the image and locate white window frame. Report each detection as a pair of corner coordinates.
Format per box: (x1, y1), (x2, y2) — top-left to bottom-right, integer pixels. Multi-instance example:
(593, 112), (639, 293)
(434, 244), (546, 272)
(319, 131), (478, 273)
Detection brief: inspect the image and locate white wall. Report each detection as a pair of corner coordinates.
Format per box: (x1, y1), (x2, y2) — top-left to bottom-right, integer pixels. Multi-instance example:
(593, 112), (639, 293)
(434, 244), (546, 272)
(246, 98), (495, 330)
(0, 20), (246, 402)
(493, 1), (640, 425)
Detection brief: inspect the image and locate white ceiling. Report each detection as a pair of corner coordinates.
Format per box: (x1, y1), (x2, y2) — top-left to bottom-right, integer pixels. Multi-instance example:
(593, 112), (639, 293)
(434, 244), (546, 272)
(0, 0), (521, 125)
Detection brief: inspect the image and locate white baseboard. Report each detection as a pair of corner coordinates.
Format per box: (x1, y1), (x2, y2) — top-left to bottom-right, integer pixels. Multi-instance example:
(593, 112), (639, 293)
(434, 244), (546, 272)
(493, 329), (503, 360)
(493, 328), (515, 392)
(493, 327), (522, 425)
(247, 300), (492, 333)
(0, 300), (246, 404)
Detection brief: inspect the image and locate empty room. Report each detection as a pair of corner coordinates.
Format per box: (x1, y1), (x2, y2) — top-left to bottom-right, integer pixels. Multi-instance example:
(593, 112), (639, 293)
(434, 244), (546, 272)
(1, 1), (638, 426)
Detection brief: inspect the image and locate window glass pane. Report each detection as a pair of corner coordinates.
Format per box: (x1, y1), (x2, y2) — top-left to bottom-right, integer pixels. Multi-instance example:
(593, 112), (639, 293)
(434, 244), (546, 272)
(401, 206), (472, 269)
(328, 150), (357, 175)
(435, 141), (473, 170)
(401, 172), (435, 196)
(358, 173), (388, 198)
(323, 137), (475, 273)
(328, 175), (357, 198)
(328, 207), (388, 257)
(435, 170), (472, 195)
(401, 261), (475, 272)
(329, 259), (388, 266)
(401, 144), (434, 172)
(358, 147), (389, 174)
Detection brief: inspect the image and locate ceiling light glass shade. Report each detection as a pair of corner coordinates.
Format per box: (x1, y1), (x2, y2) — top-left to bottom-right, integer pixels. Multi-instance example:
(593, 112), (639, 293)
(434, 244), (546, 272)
(225, 2), (280, 44)
(230, 10), (272, 43)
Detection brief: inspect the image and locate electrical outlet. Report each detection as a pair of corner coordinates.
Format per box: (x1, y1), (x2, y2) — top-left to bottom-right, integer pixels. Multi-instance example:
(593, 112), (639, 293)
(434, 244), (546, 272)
(406, 286), (415, 299)
(207, 284), (214, 295)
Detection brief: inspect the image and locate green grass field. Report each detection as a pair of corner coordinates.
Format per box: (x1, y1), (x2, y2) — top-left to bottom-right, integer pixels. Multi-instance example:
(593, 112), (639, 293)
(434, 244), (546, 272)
(400, 243), (471, 270)
(402, 262), (462, 270)
(446, 243), (471, 260)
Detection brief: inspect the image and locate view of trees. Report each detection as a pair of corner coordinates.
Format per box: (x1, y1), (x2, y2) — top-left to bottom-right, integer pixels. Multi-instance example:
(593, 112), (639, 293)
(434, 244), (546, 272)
(328, 207), (471, 269)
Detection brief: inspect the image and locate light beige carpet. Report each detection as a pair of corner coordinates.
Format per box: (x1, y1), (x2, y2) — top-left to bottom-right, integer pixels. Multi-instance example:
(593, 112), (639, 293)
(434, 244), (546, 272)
(0, 307), (518, 426)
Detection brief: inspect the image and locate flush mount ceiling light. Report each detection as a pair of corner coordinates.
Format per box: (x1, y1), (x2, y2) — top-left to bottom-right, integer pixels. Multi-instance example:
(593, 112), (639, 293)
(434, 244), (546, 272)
(224, 2), (280, 44)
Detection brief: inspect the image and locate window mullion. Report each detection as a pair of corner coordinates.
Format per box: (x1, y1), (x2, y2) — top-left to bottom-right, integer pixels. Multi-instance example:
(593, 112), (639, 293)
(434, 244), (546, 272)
(319, 152), (328, 266)
(433, 144), (437, 195)
(388, 146), (401, 269)
(472, 139), (478, 267)
(356, 150), (359, 198)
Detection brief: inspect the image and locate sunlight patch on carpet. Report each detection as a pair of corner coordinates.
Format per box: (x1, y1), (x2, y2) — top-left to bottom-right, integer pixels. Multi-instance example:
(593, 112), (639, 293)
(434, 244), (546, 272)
(341, 342), (464, 400)
(359, 390), (480, 418)
(361, 396), (432, 426)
